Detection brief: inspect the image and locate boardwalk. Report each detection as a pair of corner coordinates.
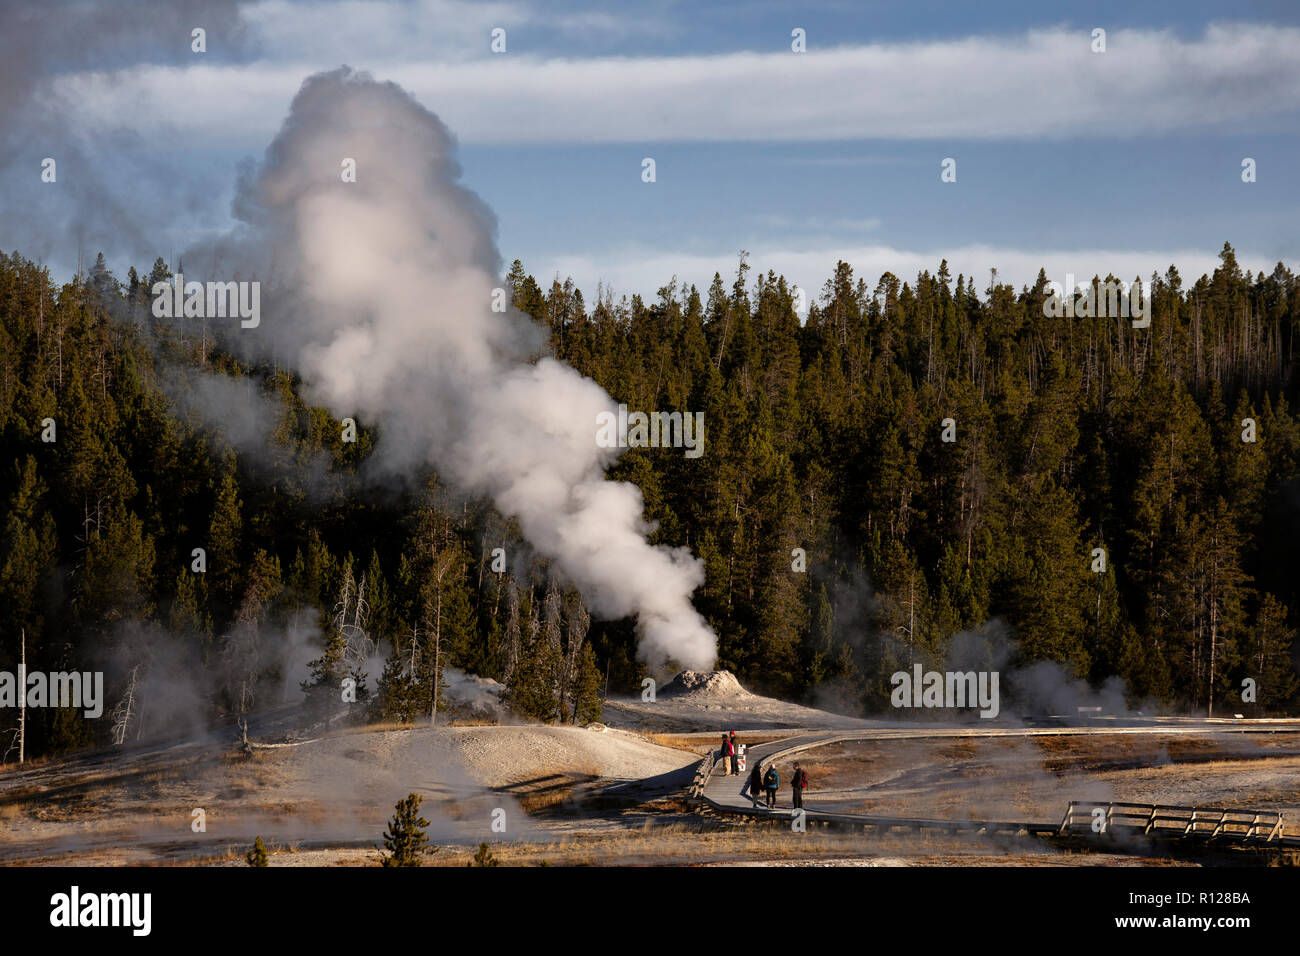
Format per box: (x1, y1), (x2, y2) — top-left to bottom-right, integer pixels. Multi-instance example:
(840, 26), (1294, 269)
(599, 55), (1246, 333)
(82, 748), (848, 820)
(694, 723), (1300, 848)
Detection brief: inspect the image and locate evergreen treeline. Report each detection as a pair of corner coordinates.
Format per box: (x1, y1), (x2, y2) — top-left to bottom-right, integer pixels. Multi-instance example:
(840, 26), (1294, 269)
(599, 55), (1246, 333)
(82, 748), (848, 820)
(2, 243), (1299, 757)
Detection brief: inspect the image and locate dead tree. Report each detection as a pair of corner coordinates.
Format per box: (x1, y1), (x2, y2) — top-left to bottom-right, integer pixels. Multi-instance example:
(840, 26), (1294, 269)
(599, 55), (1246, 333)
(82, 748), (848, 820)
(2, 631), (23, 762)
(18, 628), (25, 763)
(221, 625), (261, 751)
(235, 675), (253, 753)
(340, 570), (376, 691)
(1, 728), (19, 765)
(110, 664), (141, 745)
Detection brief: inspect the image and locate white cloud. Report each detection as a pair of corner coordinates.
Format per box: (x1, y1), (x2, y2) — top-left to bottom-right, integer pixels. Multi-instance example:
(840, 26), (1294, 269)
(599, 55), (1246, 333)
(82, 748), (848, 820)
(50, 23), (1300, 145)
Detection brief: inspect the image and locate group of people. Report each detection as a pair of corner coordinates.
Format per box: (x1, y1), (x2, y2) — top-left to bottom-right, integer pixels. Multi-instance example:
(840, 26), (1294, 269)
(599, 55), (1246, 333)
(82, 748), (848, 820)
(717, 731), (810, 810)
(748, 760), (809, 809)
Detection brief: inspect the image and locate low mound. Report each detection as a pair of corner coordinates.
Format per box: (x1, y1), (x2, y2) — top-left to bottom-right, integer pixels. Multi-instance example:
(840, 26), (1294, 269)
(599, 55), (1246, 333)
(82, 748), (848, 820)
(448, 725), (696, 786)
(659, 669), (754, 700)
(277, 722), (695, 790)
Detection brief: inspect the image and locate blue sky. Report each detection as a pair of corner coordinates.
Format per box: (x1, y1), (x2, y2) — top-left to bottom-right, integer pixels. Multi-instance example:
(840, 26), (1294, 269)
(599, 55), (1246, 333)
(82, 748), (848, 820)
(7, 0), (1300, 303)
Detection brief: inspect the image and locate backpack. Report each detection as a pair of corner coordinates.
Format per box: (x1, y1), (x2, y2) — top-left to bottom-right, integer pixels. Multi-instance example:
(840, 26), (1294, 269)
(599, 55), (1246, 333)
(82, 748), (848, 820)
(795, 769), (808, 789)
(765, 769), (779, 789)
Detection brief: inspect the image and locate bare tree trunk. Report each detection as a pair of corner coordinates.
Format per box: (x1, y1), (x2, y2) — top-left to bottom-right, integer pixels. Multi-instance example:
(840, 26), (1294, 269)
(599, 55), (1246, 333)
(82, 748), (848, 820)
(1201, 564), (1211, 712)
(430, 587), (441, 727)
(112, 665), (140, 745)
(428, 549), (456, 727)
(431, 628), (440, 728)
(18, 629), (25, 765)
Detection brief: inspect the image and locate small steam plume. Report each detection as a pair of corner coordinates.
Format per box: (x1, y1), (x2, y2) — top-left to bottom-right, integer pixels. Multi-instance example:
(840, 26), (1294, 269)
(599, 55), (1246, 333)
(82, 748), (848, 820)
(944, 621), (1161, 719)
(185, 67), (717, 671)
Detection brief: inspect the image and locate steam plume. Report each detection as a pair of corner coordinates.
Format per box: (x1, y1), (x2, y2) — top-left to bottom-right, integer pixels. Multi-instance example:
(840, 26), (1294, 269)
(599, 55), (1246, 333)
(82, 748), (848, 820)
(188, 67), (717, 670)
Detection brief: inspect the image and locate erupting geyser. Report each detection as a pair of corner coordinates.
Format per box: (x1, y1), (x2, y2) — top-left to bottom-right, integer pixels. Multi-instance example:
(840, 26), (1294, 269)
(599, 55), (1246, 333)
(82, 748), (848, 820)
(186, 67), (717, 671)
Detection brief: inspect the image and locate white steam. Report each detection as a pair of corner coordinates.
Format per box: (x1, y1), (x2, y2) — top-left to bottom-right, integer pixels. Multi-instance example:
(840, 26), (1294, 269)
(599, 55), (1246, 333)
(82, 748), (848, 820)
(194, 67), (716, 670)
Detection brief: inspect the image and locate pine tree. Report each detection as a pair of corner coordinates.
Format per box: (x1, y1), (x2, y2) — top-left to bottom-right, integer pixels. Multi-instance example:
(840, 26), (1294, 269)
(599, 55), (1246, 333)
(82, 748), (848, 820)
(573, 642), (603, 725)
(246, 835), (269, 867)
(0, 457), (56, 644)
(471, 842), (499, 867)
(380, 793), (433, 867)
(207, 463), (243, 609)
(1247, 593), (1297, 714)
(302, 625), (346, 704)
(375, 658), (418, 723)
(504, 596), (562, 722)
(168, 568), (210, 646)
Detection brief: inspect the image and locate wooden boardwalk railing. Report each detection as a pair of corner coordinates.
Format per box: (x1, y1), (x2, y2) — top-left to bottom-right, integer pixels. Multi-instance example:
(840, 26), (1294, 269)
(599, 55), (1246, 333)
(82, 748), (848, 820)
(1058, 801), (1287, 844)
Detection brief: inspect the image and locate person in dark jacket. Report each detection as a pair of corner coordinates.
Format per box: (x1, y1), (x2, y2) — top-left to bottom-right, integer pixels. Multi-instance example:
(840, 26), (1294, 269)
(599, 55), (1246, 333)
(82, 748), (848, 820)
(748, 761), (763, 807)
(790, 761), (809, 810)
(719, 734), (731, 775)
(728, 731), (740, 775)
(763, 765), (779, 808)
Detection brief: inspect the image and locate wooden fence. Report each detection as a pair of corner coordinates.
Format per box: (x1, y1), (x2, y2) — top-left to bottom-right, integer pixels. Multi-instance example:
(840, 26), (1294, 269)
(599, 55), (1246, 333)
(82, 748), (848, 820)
(1058, 801), (1285, 844)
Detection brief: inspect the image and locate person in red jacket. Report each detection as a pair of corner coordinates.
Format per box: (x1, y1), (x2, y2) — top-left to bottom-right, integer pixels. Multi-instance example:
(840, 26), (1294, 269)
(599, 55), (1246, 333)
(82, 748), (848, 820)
(791, 761), (809, 809)
(728, 731), (740, 775)
(720, 734), (735, 775)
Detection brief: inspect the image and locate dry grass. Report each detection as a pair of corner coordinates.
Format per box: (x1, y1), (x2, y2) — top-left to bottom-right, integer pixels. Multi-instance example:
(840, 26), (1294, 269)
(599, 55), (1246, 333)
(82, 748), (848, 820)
(217, 819), (1199, 867)
(644, 733), (718, 753)
(0, 751), (61, 772)
(792, 740), (888, 787)
(642, 731), (796, 754)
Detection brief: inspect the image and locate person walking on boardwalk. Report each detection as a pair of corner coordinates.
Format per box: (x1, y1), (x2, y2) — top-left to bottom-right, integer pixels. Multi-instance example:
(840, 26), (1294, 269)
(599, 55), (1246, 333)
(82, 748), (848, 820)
(791, 761), (809, 810)
(728, 731), (740, 775)
(748, 761), (763, 808)
(720, 733), (735, 775)
(763, 764), (779, 808)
